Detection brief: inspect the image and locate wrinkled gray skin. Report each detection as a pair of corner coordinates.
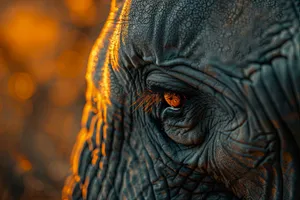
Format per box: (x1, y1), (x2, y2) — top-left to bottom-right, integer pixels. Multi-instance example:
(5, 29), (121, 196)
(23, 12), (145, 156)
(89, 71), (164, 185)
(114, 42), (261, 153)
(63, 0), (300, 199)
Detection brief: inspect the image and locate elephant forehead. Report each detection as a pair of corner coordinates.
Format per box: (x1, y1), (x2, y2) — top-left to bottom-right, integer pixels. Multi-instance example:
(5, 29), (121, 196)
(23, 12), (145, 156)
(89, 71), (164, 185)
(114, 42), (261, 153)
(116, 0), (283, 65)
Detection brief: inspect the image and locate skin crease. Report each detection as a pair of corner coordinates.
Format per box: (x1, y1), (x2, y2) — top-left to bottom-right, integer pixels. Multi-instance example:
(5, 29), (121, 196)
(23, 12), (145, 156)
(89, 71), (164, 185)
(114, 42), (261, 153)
(63, 0), (300, 200)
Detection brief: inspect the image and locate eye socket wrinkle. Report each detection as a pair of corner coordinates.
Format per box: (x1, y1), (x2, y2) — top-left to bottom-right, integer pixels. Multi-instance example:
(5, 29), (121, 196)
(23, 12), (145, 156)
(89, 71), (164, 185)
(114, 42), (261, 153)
(146, 70), (198, 96)
(147, 80), (196, 100)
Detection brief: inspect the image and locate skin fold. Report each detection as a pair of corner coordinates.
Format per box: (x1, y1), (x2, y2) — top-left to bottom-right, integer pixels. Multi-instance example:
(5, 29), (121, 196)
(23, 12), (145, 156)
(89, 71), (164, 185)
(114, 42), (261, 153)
(63, 0), (300, 199)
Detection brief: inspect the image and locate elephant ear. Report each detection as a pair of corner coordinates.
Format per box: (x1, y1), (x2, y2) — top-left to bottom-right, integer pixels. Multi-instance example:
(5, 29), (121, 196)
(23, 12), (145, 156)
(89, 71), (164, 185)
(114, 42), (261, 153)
(62, 1), (126, 199)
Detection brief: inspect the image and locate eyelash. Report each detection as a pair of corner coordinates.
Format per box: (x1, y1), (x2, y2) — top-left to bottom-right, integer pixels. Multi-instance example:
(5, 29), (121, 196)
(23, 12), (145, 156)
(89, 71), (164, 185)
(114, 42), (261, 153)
(132, 90), (163, 112)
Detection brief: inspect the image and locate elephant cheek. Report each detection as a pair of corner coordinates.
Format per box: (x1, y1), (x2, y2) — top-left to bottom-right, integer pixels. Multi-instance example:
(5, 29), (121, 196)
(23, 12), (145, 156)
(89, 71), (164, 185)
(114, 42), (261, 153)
(228, 154), (298, 200)
(209, 131), (299, 200)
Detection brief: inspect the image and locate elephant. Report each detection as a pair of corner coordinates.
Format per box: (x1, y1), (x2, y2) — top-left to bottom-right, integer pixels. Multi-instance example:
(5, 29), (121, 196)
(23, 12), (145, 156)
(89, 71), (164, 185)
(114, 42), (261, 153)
(62, 0), (300, 199)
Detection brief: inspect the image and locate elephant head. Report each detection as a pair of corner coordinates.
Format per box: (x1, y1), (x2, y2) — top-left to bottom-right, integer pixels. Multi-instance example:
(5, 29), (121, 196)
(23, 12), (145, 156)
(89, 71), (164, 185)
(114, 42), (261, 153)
(63, 0), (300, 199)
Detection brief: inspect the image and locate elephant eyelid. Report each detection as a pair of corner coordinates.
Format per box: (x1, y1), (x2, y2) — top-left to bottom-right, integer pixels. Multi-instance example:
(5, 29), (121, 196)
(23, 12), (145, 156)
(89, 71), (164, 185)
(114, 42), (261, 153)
(147, 80), (195, 99)
(147, 83), (185, 95)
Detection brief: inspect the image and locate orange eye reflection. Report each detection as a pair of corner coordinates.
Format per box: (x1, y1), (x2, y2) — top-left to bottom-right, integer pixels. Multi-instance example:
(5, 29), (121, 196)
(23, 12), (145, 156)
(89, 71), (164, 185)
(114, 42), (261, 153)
(163, 92), (185, 108)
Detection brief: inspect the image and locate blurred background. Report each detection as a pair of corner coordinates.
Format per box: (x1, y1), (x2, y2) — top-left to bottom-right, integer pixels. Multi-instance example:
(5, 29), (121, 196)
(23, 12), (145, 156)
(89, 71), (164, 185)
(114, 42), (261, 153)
(0, 0), (110, 199)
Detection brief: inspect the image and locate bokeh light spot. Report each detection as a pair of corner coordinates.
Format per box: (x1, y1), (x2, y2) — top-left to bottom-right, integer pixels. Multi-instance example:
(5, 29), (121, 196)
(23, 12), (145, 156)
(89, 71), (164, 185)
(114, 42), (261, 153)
(49, 80), (81, 107)
(0, 1), (110, 199)
(8, 73), (36, 101)
(16, 154), (32, 172)
(1, 4), (60, 61)
(57, 50), (84, 78)
(64, 0), (93, 14)
(64, 0), (97, 26)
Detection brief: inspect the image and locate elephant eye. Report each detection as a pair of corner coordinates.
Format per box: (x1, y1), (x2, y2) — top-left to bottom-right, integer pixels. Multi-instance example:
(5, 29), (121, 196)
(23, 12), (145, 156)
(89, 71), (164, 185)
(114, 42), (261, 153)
(163, 92), (185, 108)
(133, 89), (186, 112)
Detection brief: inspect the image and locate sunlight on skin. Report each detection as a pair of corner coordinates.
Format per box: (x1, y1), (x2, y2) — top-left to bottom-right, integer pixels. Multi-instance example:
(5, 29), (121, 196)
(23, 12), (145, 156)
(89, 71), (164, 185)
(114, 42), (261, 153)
(62, 0), (300, 199)
(110, 0), (132, 71)
(64, 1), (121, 196)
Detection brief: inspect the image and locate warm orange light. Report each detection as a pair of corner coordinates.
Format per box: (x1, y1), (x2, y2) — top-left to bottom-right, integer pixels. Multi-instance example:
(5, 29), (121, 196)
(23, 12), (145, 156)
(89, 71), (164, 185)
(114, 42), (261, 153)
(0, 99), (2, 114)
(0, 56), (8, 81)
(8, 72), (36, 100)
(48, 80), (80, 107)
(29, 60), (56, 84)
(1, 4), (60, 61)
(64, 0), (93, 14)
(16, 153), (32, 172)
(56, 50), (85, 78)
(64, 0), (97, 26)
(64, 1), (132, 197)
(101, 143), (106, 156)
(110, 0), (131, 71)
(71, 129), (87, 175)
(20, 158), (32, 172)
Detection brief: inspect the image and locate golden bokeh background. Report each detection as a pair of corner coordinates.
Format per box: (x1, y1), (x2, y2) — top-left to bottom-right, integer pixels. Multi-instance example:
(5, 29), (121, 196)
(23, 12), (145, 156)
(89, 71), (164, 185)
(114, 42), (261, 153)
(0, 0), (110, 199)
